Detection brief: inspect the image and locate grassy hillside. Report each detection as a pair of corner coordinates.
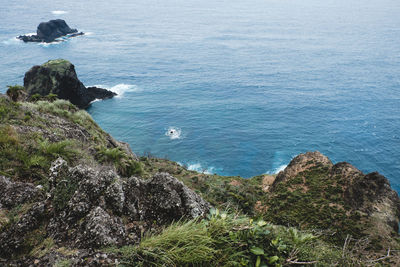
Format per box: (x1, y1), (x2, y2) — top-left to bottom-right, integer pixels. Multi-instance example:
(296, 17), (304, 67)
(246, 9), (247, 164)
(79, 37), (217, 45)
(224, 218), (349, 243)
(1, 94), (399, 266)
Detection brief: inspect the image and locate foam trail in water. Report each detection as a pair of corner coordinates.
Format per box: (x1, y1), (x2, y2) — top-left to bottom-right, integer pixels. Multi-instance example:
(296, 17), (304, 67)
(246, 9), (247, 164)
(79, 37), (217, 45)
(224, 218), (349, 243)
(2, 37), (21, 45)
(38, 41), (63, 47)
(165, 127), (182, 140)
(52, 10), (68, 15)
(178, 162), (215, 174)
(109, 84), (140, 97)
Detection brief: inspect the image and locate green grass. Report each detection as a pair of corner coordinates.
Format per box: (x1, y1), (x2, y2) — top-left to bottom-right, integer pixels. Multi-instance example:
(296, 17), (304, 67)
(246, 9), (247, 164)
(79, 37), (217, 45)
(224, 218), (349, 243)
(108, 209), (346, 267)
(39, 139), (78, 162)
(54, 259), (72, 267)
(97, 147), (143, 177)
(263, 165), (367, 245)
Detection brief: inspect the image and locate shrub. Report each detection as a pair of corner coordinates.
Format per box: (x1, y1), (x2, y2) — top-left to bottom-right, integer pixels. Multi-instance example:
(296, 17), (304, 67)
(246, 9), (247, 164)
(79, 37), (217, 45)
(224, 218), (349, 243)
(39, 139), (77, 162)
(96, 147), (143, 177)
(45, 93), (58, 102)
(6, 85), (26, 102)
(30, 93), (42, 102)
(53, 178), (78, 212)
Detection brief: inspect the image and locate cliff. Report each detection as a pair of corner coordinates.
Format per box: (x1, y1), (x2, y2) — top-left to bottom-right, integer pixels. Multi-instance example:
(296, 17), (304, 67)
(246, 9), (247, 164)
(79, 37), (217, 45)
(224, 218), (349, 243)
(23, 59), (116, 108)
(1, 85), (400, 265)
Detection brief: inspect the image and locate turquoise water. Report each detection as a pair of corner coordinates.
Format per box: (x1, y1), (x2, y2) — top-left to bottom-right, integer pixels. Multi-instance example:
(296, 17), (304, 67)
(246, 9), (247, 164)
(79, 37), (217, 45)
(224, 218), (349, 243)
(1, 0), (400, 190)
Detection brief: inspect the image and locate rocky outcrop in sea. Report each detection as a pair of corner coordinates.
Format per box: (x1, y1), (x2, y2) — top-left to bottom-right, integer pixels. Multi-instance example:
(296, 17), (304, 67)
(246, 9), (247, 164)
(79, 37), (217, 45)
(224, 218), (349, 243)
(24, 59), (116, 108)
(18, 19), (83, 43)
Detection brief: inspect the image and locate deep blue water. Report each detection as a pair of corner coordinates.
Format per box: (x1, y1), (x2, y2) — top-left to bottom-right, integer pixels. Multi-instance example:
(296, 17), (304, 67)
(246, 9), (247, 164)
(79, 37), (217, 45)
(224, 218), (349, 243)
(1, 0), (400, 191)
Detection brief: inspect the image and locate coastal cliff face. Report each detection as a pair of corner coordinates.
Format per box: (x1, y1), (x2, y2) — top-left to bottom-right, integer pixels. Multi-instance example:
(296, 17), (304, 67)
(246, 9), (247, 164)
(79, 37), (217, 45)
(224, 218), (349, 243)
(267, 152), (400, 246)
(1, 90), (400, 265)
(0, 96), (209, 265)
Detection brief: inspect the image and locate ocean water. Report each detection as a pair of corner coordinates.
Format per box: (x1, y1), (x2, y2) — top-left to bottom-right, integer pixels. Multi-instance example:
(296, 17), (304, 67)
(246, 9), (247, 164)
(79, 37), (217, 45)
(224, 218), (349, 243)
(1, 0), (400, 191)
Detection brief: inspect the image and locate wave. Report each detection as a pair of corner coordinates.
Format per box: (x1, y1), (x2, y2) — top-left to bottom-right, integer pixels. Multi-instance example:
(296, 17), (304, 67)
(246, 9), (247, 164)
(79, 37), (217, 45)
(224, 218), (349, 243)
(92, 84), (140, 98)
(110, 84), (140, 97)
(266, 164), (287, 175)
(38, 41), (63, 47)
(89, 98), (101, 104)
(2, 37), (20, 45)
(178, 162), (215, 174)
(51, 10), (68, 15)
(165, 127), (182, 140)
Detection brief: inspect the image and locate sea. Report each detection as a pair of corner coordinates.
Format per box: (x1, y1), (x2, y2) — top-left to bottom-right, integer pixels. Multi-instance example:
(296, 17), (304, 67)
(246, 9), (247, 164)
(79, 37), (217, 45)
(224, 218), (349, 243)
(1, 0), (399, 191)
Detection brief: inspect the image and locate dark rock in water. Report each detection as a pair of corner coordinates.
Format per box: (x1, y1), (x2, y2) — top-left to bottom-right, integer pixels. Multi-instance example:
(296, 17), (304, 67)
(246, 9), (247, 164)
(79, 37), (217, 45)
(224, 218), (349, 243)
(17, 19), (84, 43)
(86, 86), (116, 101)
(24, 59), (116, 108)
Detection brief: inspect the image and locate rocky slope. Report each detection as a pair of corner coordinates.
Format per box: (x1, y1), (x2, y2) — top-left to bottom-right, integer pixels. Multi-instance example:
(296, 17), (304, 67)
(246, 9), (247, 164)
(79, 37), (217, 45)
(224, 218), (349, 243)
(0, 96), (209, 265)
(1, 68), (400, 265)
(266, 152), (400, 247)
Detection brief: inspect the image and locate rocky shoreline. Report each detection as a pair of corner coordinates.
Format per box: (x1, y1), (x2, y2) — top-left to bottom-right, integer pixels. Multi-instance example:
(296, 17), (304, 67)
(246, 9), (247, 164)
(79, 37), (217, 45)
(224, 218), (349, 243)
(1, 63), (400, 265)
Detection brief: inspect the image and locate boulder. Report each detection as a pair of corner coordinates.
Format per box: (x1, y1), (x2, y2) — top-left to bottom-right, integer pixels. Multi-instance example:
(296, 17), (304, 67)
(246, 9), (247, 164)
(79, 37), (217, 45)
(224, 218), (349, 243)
(18, 19), (83, 43)
(45, 159), (209, 248)
(124, 173), (210, 224)
(0, 176), (42, 209)
(24, 59), (116, 108)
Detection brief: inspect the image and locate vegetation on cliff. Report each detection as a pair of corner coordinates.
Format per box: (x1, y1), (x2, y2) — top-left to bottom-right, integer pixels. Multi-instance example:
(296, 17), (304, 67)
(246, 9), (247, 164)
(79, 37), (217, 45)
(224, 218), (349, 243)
(1, 90), (400, 266)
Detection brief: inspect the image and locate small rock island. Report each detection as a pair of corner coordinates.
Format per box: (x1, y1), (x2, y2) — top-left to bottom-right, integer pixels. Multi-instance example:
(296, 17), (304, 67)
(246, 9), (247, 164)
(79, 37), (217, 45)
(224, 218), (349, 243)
(18, 19), (83, 43)
(24, 59), (116, 108)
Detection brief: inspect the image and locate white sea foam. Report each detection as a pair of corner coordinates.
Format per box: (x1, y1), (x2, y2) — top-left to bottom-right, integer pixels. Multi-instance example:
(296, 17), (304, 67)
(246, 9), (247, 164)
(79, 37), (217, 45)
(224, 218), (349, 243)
(165, 127), (182, 140)
(89, 98), (101, 104)
(266, 164), (287, 174)
(38, 41), (63, 47)
(178, 162), (215, 174)
(92, 84), (139, 97)
(109, 84), (140, 97)
(2, 37), (20, 45)
(51, 10), (68, 15)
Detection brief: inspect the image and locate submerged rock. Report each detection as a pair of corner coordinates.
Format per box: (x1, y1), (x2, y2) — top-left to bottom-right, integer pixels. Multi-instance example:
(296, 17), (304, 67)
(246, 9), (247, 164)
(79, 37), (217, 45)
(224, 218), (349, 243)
(18, 19), (83, 43)
(24, 59), (116, 108)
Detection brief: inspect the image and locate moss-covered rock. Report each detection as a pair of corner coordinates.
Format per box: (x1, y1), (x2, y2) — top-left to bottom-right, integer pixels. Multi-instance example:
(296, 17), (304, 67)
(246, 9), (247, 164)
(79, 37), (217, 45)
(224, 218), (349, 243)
(263, 151), (400, 248)
(24, 59), (116, 108)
